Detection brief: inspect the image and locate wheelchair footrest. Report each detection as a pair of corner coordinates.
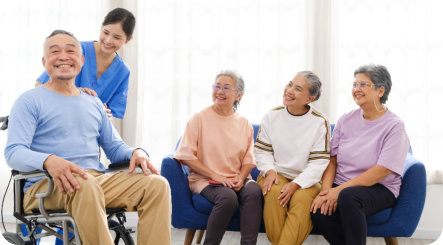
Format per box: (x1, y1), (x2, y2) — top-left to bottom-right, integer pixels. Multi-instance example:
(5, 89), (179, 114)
(2, 232), (32, 245)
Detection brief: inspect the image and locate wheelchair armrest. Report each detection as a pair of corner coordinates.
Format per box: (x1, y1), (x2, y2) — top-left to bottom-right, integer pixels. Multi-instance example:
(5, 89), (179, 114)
(12, 169), (51, 180)
(108, 160), (131, 171)
(12, 169), (53, 198)
(12, 169), (54, 220)
(107, 160), (147, 174)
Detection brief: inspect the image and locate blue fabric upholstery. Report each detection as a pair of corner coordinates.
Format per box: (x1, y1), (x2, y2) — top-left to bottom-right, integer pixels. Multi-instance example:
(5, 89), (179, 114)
(367, 153), (426, 237)
(161, 123), (426, 241)
(160, 124), (262, 232)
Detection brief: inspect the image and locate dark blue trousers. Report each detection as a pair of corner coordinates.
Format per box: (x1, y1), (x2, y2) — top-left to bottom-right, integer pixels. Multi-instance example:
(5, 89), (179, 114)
(311, 184), (396, 245)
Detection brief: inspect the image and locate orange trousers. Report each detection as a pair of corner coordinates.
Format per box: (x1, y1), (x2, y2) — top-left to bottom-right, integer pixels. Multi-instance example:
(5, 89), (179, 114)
(258, 173), (320, 245)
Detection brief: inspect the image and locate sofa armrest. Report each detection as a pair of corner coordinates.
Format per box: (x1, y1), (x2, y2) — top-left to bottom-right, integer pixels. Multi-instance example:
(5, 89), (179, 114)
(161, 155), (210, 229)
(161, 154), (192, 201)
(369, 153), (427, 236)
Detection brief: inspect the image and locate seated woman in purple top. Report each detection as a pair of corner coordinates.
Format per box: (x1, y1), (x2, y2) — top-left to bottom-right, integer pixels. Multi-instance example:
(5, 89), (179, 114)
(310, 64), (410, 245)
(35, 8), (135, 119)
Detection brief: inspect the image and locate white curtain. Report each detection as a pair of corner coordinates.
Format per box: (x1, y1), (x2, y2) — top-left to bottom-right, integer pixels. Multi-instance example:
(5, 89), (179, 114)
(0, 1), (108, 115)
(135, 0), (310, 165)
(133, 0), (442, 183)
(333, 0), (443, 184)
(1, 0), (441, 186)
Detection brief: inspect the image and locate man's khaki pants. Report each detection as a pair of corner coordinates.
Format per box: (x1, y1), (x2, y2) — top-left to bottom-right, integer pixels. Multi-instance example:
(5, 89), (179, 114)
(24, 170), (171, 245)
(257, 173), (320, 245)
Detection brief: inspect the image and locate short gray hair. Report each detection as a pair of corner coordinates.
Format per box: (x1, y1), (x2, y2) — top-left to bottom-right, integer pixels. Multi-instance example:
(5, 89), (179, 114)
(215, 70), (245, 110)
(297, 71), (322, 101)
(354, 64), (391, 104)
(43, 30), (82, 56)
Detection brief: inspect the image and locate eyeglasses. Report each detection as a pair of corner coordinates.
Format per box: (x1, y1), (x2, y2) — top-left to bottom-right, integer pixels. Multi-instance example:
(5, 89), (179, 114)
(212, 85), (237, 93)
(352, 81), (374, 90)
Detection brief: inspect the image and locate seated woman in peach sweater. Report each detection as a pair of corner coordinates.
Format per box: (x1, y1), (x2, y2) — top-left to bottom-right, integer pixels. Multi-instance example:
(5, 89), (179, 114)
(174, 70), (263, 245)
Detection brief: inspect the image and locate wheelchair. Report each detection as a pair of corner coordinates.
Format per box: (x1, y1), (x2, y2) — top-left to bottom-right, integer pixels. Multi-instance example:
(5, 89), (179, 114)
(1, 116), (135, 245)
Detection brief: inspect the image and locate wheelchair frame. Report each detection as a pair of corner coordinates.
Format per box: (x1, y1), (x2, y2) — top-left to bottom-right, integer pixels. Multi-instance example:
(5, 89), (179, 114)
(4, 170), (81, 245)
(1, 116), (135, 245)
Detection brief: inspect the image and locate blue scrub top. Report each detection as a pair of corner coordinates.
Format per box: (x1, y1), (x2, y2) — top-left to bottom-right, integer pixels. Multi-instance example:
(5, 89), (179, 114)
(37, 41), (130, 119)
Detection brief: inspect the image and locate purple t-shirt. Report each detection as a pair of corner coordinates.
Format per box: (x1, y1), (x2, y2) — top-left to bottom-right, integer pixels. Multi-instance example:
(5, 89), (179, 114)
(331, 108), (410, 197)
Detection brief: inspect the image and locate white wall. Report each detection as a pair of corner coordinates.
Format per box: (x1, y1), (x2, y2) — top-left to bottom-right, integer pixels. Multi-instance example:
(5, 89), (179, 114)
(413, 184), (443, 239)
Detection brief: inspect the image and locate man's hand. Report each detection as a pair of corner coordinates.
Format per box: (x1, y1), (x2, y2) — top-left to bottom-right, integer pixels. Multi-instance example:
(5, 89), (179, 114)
(43, 155), (88, 194)
(129, 149), (159, 176)
(261, 170), (279, 195)
(278, 182), (300, 207)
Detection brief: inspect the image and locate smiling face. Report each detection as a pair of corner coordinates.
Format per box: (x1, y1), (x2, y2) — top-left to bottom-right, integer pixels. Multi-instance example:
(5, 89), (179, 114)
(352, 73), (385, 108)
(42, 34), (84, 81)
(98, 23), (129, 54)
(283, 74), (315, 113)
(212, 75), (242, 110)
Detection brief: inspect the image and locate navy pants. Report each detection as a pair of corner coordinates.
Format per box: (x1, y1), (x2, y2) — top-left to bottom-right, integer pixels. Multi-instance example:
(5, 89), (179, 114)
(311, 184), (396, 245)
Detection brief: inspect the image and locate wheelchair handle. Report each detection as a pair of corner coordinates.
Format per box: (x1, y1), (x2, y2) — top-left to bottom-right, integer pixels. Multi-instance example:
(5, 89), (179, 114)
(0, 116), (8, 130)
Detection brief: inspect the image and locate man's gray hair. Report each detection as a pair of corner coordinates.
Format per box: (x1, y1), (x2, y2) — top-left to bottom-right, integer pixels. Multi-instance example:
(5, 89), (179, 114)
(354, 64), (391, 104)
(297, 71), (322, 101)
(43, 30), (82, 55)
(215, 70), (245, 110)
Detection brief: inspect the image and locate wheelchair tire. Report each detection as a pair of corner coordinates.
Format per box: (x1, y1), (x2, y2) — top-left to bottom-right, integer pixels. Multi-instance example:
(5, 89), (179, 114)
(108, 219), (134, 245)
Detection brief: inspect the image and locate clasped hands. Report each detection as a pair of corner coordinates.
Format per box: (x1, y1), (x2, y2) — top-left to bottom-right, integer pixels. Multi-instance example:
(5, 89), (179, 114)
(43, 149), (157, 195)
(310, 187), (341, 215)
(210, 174), (246, 191)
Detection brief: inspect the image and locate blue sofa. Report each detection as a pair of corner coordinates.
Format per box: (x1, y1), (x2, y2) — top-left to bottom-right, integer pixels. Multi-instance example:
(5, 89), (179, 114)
(161, 124), (426, 245)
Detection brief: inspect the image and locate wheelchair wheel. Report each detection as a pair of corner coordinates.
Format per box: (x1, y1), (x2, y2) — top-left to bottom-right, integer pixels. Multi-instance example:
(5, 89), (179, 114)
(108, 219), (134, 245)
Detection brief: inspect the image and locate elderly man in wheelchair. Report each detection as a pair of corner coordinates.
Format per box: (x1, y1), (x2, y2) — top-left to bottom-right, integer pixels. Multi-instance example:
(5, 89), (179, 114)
(2, 30), (171, 245)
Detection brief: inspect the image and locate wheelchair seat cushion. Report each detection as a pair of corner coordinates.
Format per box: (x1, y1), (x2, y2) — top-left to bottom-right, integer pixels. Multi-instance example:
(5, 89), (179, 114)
(30, 209), (66, 215)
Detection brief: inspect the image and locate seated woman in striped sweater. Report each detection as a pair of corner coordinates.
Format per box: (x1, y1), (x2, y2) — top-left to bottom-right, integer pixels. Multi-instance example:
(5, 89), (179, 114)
(255, 71), (331, 245)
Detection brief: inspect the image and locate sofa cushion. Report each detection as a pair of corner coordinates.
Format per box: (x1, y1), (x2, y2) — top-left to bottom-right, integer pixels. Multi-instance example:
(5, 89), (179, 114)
(366, 208), (392, 224)
(192, 194), (241, 217)
(192, 194), (213, 215)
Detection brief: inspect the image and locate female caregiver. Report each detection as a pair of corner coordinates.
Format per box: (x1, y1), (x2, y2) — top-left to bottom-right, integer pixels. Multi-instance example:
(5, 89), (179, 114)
(35, 8), (135, 119)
